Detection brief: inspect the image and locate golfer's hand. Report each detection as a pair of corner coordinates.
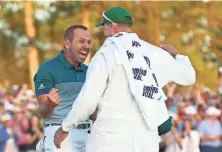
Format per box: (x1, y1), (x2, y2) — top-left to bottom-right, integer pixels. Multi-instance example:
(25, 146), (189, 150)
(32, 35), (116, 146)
(160, 45), (178, 58)
(89, 108), (98, 121)
(54, 127), (69, 149)
(48, 88), (60, 107)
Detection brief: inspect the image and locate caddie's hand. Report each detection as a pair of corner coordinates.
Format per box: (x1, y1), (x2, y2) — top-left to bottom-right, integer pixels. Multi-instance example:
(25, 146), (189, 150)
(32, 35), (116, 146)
(47, 88), (60, 107)
(160, 45), (178, 58)
(54, 127), (69, 149)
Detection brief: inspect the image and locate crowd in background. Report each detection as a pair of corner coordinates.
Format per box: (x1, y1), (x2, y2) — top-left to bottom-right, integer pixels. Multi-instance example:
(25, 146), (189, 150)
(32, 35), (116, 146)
(160, 67), (222, 152)
(0, 68), (222, 152)
(0, 82), (43, 152)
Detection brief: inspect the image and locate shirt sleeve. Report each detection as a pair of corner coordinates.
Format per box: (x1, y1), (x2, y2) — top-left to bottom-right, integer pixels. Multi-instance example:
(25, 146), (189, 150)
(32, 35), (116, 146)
(218, 122), (222, 135)
(161, 51), (196, 86)
(197, 122), (205, 136)
(34, 65), (54, 96)
(62, 53), (109, 132)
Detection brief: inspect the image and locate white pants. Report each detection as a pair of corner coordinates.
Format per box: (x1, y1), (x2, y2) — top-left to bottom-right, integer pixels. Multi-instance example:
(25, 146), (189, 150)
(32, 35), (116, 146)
(44, 125), (88, 152)
(86, 119), (160, 152)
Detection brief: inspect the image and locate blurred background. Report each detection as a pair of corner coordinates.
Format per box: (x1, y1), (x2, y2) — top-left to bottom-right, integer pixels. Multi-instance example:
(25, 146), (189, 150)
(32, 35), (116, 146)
(0, 1), (221, 152)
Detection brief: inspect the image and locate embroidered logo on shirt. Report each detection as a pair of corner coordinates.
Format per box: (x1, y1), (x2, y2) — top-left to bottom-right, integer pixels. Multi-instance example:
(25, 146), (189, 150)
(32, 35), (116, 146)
(132, 68), (147, 81)
(126, 50), (134, 60)
(142, 85), (158, 99)
(132, 40), (141, 48)
(38, 84), (45, 90)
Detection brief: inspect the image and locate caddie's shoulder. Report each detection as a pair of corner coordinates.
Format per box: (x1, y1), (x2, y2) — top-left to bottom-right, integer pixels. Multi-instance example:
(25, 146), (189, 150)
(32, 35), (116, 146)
(97, 39), (116, 54)
(103, 39), (116, 48)
(140, 39), (168, 56)
(141, 40), (159, 51)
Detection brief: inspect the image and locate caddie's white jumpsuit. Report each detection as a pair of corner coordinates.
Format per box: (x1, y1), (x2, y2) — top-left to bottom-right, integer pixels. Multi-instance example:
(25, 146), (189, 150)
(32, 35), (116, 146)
(62, 34), (196, 152)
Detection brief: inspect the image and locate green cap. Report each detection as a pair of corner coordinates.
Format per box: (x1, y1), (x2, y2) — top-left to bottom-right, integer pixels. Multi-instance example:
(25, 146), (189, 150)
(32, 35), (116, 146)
(96, 6), (133, 27)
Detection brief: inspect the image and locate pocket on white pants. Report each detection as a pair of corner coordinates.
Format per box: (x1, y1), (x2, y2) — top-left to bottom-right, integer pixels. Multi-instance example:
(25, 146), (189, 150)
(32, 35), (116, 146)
(44, 126), (60, 152)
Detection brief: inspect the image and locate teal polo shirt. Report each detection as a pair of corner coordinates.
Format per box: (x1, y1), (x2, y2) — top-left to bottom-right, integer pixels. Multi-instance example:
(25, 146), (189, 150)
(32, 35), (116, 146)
(34, 51), (87, 125)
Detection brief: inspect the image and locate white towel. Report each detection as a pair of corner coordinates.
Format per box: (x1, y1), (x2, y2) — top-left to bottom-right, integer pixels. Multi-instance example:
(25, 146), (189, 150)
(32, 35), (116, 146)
(108, 32), (169, 130)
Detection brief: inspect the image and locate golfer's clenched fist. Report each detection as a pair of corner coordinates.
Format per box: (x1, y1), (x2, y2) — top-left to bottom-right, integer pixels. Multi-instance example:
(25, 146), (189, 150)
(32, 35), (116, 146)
(48, 88), (60, 107)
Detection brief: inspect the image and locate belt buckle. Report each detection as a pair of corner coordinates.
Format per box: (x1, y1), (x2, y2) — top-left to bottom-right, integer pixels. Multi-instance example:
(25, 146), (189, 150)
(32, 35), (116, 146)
(77, 123), (90, 129)
(77, 124), (84, 129)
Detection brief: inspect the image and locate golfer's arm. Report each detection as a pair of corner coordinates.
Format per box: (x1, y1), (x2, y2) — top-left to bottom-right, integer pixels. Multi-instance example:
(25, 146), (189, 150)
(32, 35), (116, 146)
(34, 65), (54, 119)
(37, 94), (55, 119)
(62, 54), (109, 132)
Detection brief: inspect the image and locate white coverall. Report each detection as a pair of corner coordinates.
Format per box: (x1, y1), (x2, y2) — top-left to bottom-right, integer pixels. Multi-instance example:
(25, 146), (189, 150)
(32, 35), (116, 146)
(62, 35), (196, 152)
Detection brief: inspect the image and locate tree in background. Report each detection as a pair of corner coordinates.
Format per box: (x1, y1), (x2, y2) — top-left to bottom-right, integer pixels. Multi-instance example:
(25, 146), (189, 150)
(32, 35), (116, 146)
(0, 1), (29, 85)
(156, 1), (222, 90)
(24, 1), (39, 89)
(0, 1), (221, 91)
(80, 2), (90, 65)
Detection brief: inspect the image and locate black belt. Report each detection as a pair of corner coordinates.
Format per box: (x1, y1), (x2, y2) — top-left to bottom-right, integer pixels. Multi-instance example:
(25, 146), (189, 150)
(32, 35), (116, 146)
(44, 123), (90, 129)
(44, 123), (61, 127)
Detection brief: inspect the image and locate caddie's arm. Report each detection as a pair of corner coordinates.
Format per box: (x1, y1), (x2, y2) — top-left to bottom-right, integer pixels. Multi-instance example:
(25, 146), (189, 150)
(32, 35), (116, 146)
(62, 53), (109, 132)
(160, 45), (196, 86)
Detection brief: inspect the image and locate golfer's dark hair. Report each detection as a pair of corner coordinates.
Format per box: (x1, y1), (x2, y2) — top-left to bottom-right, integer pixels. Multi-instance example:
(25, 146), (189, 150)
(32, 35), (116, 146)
(64, 25), (88, 41)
